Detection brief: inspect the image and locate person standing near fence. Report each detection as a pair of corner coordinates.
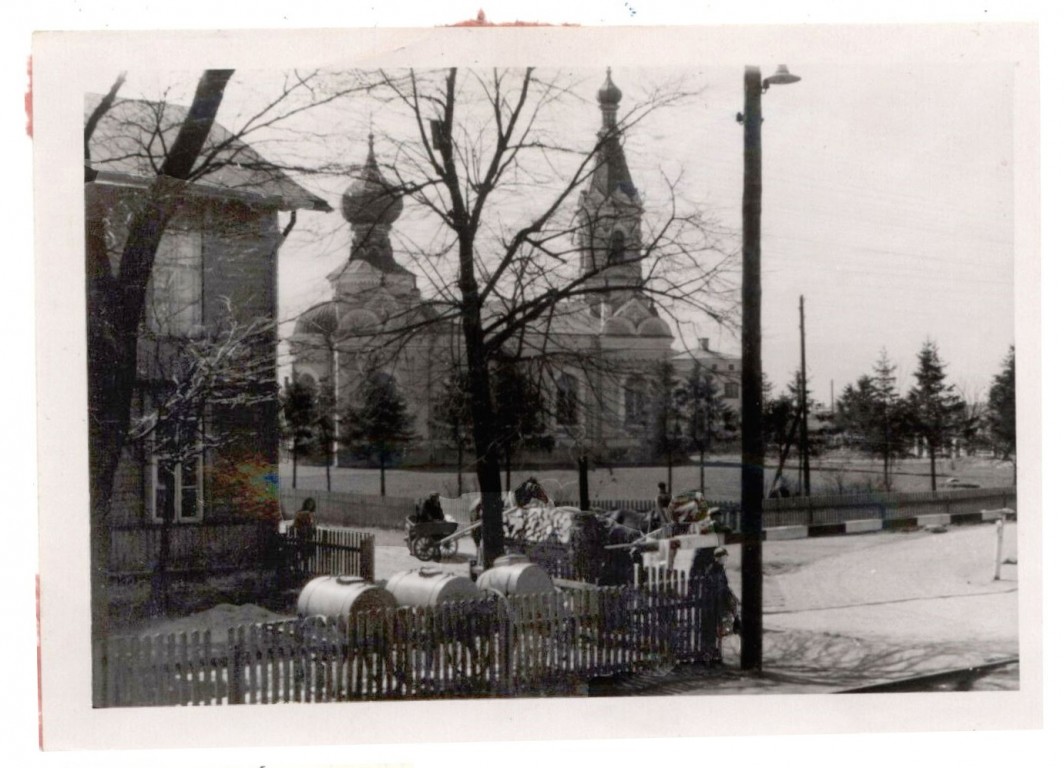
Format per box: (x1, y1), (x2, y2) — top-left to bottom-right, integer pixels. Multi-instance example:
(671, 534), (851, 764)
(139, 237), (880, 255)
(653, 481), (671, 531)
(690, 545), (739, 666)
(704, 509), (733, 535)
(293, 497), (317, 576)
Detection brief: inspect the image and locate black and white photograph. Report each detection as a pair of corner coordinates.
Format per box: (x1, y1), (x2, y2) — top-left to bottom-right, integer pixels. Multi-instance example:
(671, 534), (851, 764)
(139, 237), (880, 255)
(27, 11), (1044, 758)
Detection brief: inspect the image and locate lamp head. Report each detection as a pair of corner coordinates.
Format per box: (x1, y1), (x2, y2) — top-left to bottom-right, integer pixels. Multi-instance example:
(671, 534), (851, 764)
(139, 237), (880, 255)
(763, 65), (801, 91)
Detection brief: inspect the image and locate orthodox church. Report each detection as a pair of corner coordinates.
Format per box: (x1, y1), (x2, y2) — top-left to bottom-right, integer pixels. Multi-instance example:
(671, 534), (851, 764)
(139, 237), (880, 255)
(290, 71), (736, 464)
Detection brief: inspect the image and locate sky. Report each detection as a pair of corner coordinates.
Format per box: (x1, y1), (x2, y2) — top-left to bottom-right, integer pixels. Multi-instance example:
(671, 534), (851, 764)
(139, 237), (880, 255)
(94, 54), (1016, 406)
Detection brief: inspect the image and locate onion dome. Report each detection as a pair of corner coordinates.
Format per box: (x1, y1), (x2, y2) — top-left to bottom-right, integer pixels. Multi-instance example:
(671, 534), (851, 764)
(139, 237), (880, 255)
(637, 317), (672, 338)
(603, 316), (637, 336)
(339, 307), (381, 333)
(597, 68), (623, 108)
(341, 134), (403, 227)
(293, 301), (339, 336)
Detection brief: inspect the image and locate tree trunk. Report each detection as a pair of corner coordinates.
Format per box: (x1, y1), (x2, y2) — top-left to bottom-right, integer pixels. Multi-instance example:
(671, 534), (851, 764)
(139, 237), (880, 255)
(700, 446), (706, 495)
(292, 449), (298, 488)
(324, 436), (332, 491)
(578, 455), (590, 511)
(438, 67), (504, 566)
(151, 470), (175, 615)
(883, 423), (890, 491)
(929, 445), (938, 491)
(86, 71), (233, 703)
(457, 440), (464, 495)
(379, 454), (386, 496)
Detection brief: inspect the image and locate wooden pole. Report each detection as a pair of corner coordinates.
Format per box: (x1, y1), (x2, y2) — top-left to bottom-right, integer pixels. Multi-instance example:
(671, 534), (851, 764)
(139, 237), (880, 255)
(799, 295), (811, 496)
(740, 65), (765, 671)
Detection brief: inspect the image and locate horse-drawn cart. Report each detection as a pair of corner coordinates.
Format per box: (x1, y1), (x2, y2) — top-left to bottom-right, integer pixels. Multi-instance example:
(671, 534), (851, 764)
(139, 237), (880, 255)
(405, 517), (460, 562)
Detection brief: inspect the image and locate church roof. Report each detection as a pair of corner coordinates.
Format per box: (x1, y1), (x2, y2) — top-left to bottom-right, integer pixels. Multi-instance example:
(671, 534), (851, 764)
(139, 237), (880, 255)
(589, 71), (641, 205)
(85, 94), (331, 213)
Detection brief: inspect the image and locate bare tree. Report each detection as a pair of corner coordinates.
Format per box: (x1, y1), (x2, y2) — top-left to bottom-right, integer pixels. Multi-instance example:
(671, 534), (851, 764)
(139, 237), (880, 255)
(85, 68), (366, 665)
(128, 312), (277, 611)
(305, 68), (737, 564)
(86, 70), (234, 661)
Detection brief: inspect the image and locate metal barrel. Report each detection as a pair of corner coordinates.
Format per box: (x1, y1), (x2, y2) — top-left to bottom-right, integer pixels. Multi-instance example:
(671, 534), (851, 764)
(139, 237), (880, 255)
(476, 556), (554, 596)
(385, 566), (480, 607)
(296, 575), (397, 620)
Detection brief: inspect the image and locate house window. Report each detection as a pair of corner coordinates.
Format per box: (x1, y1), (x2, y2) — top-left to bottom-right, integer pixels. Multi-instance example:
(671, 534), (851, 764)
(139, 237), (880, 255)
(151, 452), (204, 523)
(556, 373), (579, 426)
(147, 228), (203, 336)
(724, 382), (739, 399)
(624, 376), (647, 425)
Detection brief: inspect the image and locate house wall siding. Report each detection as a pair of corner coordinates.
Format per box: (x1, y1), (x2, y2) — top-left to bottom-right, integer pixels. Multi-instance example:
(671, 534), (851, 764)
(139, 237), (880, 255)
(91, 189), (283, 567)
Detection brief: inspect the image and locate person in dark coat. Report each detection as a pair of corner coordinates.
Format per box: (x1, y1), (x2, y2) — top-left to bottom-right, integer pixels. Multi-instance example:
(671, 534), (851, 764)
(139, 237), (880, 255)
(292, 498), (317, 576)
(514, 476), (545, 508)
(704, 509), (733, 534)
(417, 491), (445, 522)
(690, 546), (738, 666)
(469, 499), (483, 548)
(653, 481), (671, 531)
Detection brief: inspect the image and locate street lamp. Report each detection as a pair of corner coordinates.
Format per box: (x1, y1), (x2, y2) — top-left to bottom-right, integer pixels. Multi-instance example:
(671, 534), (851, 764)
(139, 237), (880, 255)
(738, 64), (800, 672)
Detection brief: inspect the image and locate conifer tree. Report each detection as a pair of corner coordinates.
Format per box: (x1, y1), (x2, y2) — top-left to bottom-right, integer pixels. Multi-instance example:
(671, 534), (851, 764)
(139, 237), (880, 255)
(906, 341), (964, 491)
(987, 345), (1016, 481)
(340, 373), (416, 496)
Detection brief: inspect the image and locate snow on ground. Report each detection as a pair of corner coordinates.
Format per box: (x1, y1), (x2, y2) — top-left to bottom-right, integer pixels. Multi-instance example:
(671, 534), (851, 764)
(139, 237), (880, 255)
(131, 521), (1020, 692)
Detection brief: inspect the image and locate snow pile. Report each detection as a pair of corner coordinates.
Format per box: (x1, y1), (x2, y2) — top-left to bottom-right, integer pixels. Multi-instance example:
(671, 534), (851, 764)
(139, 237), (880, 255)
(136, 603), (290, 639)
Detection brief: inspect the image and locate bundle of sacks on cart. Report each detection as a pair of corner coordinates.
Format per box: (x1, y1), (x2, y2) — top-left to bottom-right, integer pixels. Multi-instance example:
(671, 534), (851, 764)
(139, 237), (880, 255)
(502, 503), (579, 545)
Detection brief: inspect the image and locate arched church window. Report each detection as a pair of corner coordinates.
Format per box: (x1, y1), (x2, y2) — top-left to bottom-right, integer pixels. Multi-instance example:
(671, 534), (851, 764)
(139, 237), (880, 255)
(556, 372), (579, 426)
(608, 230), (625, 264)
(624, 376), (647, 425)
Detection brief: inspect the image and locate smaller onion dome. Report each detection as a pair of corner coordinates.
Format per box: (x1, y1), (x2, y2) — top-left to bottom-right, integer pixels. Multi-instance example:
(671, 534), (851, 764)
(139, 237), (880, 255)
(603, 316), (637, 336)
(293, 301), (339, 336)
(637, 317), (672, 338)
(339, 307), (381, 333)
(341, 134), (403, 227)
(598, 68), (623, 107)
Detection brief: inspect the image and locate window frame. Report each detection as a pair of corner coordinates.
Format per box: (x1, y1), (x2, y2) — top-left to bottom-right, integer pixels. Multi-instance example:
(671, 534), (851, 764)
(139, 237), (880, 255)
(555, 372), (580, 427)
(149, 441), (205, 524)
(623, 375), (648, 426)
(146, 227), (204, 337)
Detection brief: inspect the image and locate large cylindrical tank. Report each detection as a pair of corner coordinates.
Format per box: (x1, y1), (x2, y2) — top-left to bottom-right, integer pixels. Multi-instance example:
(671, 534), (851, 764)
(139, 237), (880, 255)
(385, 567), (480, 607)
(476, 555), (554, 596)
(297, 575), (397, 620)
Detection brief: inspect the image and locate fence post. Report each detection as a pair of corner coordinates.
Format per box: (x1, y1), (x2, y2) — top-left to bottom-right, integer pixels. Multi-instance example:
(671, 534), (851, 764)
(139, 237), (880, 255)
(993, 518), (1004, 581)
(361, 534), (375, 581)
(498, 596), (513, 696)
(227, 627), (244, 704)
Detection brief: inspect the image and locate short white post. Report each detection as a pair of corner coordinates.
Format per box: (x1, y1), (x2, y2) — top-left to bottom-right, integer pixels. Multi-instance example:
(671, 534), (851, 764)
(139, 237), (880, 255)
(993, 518), (1004, 581)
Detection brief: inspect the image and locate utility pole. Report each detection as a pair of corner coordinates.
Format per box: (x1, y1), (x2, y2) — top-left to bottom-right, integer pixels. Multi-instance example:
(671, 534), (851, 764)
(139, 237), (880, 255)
(739, 64), (799, 672)
(799, 295), (811, 496)
(739, 66), (766, 671)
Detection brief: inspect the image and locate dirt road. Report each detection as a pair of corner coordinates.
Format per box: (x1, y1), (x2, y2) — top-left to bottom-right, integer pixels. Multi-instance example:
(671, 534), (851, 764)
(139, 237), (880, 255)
(622, 521), (1020, 694)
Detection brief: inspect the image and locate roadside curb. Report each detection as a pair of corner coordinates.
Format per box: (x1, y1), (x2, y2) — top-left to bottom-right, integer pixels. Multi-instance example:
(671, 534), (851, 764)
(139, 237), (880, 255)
(724, 507), (1016, 544)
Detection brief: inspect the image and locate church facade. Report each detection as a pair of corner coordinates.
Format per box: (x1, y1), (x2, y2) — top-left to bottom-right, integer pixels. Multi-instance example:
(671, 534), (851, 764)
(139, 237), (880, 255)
(289, 71), (739, 465)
